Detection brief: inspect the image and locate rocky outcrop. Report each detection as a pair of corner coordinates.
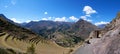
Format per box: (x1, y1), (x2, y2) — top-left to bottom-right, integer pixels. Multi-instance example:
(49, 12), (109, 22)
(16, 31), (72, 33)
(74, 12), (120, 54)
(89, 12), (120, 39)
(89, 30), (102, 38)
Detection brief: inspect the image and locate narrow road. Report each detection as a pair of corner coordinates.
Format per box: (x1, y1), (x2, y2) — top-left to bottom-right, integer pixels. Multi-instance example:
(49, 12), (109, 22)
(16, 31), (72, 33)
(73, 44), (93, 54)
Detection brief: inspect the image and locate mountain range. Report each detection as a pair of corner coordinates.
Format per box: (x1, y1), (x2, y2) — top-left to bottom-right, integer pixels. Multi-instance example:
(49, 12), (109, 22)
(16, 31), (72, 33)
(1, 12), (119, 54)
(1, 14), (79, 54)
(21, 17), (98, 47)
(0, 14), (98, 54)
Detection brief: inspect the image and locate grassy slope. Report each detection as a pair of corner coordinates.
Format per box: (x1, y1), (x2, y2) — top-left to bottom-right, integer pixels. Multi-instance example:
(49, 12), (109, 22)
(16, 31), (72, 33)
(0, 32), (70, 54)
(0, 14), (71, 54)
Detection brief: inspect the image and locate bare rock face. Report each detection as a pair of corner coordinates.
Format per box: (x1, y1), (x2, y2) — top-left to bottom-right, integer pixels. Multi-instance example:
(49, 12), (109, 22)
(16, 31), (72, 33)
(74, 12), (120, 54)
(90, 12), (120, 54)
(90, 27), (120, 54)
(89, 30), (102, 38)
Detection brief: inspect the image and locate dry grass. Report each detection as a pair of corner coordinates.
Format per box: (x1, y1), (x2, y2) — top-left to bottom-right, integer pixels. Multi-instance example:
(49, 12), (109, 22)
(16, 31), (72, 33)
(0, 33), (70, 54)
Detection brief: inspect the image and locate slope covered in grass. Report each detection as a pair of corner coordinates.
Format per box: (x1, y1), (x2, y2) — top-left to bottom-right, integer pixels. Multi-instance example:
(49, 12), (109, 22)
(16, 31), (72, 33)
(0, 14), (71, 54)
(0, 32), (70, 54)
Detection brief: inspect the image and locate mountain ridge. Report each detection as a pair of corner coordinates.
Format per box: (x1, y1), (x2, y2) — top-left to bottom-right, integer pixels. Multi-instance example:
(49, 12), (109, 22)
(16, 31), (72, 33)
(0, 14), (46, 44)
(21, 18), (98, 47)
(74, 12), (120, 54)
(0, 14), (71, 54)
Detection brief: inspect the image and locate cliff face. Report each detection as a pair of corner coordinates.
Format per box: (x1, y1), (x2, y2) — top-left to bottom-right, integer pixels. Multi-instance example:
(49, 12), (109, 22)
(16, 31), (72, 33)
(75, 12), (120, 54)
(90, 12), (120, 54)
(89, 27), (120, 54)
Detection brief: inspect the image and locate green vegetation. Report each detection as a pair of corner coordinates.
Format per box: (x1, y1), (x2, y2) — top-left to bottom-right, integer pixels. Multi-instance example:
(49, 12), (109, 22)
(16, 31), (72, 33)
(0, 15), (46, 45)
(0, 14), (96, 54)
(0, 48), (24, 54)
(26, 44), (35, 54)
(67, 49), (73, 54)
(56, 36), (84, 47)
(0, 48), (9, 54)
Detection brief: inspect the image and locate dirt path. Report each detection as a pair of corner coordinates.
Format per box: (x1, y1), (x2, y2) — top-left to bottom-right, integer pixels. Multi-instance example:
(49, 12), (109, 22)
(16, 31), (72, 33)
(73, 43), (94, 54)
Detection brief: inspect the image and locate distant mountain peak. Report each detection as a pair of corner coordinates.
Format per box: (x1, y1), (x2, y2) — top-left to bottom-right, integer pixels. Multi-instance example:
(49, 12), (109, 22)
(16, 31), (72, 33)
(70, 19), (98, 39)
(75, 19), (97, 28)
(77, 19), (86, 22)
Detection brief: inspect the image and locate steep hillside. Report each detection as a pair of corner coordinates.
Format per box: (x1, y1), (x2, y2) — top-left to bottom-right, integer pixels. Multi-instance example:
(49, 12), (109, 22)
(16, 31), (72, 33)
(22, 21), (73, 38)
(0, 14), (70, 54)
(22, 18), (97, 47)
(74, 12), (120, 54)
(0, 14), (44, 43)
(70, 19), (98, 39)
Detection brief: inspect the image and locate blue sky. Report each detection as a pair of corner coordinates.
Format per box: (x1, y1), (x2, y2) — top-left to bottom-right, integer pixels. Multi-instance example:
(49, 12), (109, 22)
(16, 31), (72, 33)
(0, 0), (120, 25)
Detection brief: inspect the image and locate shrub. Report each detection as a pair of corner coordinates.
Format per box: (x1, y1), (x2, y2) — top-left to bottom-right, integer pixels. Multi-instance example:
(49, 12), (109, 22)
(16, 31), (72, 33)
(26, 44), (35, 54)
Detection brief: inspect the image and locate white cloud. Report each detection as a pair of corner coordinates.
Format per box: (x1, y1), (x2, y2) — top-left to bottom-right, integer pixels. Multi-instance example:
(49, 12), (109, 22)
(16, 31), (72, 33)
(80, 6), (97, 22)
(48, 17), (52, 19)
(69, 16), (79, 21)
(80, 16), (92, 22)
(54, 17), (66, 22)
(86, 19), (92, 22)
(26, 20), (39, 23)
(33, 20), (39, 21)
(42, 18), (48, 20)
(44, 12), (48, 15)
(26, 20), (31, 23)
(95, 21), (109, 26)
(11, 0), (16, 5)
(80, 16), (87, 20)
(41, 17), (53, 21)
(85, 14), (91, 17)
(11, 18), (21, 23)
(48, 17), (52, 20)
(83, 6), (97, 15)
(3, 0), (16, 8)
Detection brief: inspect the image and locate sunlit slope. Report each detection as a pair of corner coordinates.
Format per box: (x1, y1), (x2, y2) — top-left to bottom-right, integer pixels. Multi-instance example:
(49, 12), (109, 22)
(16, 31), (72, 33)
(0, 14), (70, 54)
(0, 32), (70, 54)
